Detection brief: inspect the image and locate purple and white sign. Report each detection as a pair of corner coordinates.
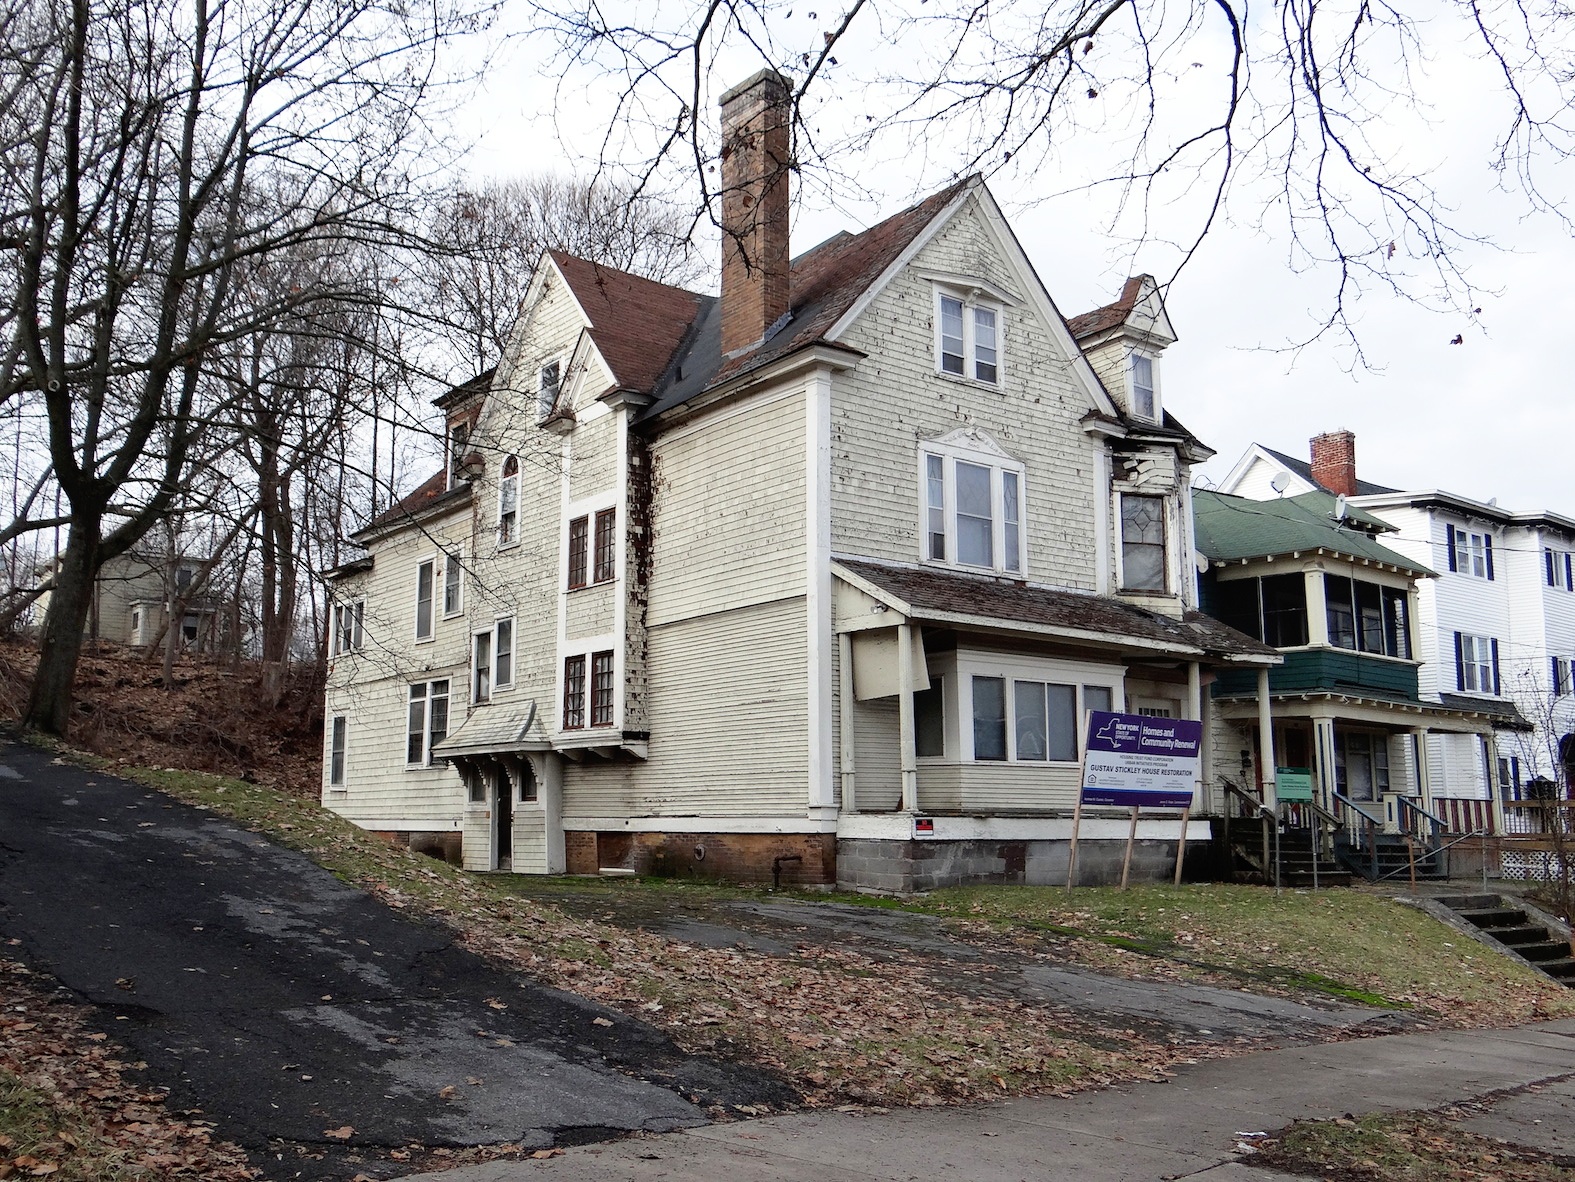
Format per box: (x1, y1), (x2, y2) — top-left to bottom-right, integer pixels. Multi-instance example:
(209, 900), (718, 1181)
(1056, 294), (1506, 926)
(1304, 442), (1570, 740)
(1080, 710), (1202, 809)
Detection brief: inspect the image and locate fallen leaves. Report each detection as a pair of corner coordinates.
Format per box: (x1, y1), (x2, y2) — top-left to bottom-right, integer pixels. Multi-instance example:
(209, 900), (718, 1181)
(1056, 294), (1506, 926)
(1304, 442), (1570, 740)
(322, 1126), (354, 1141)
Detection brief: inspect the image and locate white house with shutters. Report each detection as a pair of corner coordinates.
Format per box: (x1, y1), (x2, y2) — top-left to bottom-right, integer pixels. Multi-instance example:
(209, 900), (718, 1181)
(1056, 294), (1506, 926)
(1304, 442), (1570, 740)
(1219, 434), (1575, 813)
(320, 71), (1277, 889)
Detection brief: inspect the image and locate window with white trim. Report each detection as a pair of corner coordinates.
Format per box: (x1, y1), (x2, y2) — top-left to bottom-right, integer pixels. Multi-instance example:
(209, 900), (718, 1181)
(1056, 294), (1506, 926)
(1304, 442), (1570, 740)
(414, 559), (435, 640)
(1129, 352), (1157, 420)
(472, 629), (492, 704)
(495, 618), (514, 690)
(538, 360), (562, 419)
(447, 420), (470, 488)
(1455, 632), (1498, 694)
(1553, 656), (1572, 698)
(443, 553), (463, 617)
(406, 679), (449, 766)
(498, 456), (520, 546)
(935, 289), (1001, 385)
(562, 655), (586, 729)
(1546, 547), (1573, 591)
(1119, 494), (1168, 592)
(328, 715), (347, 788)
(920, 447), (1024, 574)
(969, 677), (1115, 764)
(332, 600), (364, 655)
(1447, 526), (1494, 580)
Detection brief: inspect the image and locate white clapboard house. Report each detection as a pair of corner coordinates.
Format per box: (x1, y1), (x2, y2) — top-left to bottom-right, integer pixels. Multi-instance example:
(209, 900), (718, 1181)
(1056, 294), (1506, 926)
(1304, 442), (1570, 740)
(322, 71), (1277, 889)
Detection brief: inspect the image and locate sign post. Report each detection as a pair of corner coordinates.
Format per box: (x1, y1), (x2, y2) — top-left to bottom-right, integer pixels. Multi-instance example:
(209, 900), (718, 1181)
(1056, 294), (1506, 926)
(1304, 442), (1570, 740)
(1276, 766), (1316, 890)
(1071, 710), (1203, 888)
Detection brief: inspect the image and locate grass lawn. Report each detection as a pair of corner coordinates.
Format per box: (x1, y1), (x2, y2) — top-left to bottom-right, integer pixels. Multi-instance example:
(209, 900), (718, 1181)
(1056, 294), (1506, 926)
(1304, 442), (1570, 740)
(68, 756), (1575, 1109)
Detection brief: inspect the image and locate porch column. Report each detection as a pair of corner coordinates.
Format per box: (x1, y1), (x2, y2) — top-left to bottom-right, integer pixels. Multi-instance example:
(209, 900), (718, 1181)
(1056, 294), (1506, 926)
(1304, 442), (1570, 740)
(838, 632), (857, 813)
(897, 622), (918, 813)
(1411, 728), (1431, 808)
(1485, 731), (1506, 838)
(1257, 667), (1276, 805)
(1311, 716), (1337, 809)
(1187, 661), (1204, 812)
(524, 751), (565, 874)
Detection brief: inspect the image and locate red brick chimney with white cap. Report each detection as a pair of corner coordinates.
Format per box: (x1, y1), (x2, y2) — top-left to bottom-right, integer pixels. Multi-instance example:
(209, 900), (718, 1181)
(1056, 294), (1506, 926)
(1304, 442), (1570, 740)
(1310, 430), (1358, 496)
(718, 70), (791, 356)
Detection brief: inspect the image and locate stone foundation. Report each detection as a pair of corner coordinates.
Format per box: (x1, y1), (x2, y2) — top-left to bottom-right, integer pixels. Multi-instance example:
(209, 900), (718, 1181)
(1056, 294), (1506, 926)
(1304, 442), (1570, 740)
(563, 830), (836, 885)
(837, 836), (1191, 892)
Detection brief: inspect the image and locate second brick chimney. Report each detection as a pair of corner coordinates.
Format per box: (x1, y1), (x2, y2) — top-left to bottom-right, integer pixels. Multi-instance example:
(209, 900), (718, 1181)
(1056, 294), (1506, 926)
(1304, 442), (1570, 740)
(718, 70), (791, 356)
(1310, 430), (1358, 496)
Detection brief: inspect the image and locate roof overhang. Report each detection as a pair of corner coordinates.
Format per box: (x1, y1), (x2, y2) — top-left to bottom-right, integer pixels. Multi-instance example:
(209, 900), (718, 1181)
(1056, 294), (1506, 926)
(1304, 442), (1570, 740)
(642, 343), (864, 427)
(1213, 690), (1519, 732)
(432, 703), (544, 761)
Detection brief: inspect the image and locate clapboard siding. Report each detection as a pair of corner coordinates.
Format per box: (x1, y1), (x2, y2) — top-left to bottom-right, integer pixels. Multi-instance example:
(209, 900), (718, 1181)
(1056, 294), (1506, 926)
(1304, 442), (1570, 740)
(916, 762), (1080, 813)
(852, 697), (902, 812)
(565, 583), (615, 639)
(647, 389), (807, 627)
(829, 196), (1100, 591)
(570, 411), (618, 501)
(564, 596), (809, 818)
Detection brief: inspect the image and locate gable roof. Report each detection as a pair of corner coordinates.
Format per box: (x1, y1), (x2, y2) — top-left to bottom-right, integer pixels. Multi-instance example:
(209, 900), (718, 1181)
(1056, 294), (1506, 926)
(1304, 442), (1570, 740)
(1067, 276), (1146, 339)
(548, 251), (707, 395)
(356, 468), (470, 537)
(1193, 488), (1432, 576)
(1258, 445), (1398, 497)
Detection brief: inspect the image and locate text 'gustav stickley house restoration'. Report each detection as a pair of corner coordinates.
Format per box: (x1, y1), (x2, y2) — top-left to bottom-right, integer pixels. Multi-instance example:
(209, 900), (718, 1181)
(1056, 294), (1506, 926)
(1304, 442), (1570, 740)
(322, 70), (1277, 889)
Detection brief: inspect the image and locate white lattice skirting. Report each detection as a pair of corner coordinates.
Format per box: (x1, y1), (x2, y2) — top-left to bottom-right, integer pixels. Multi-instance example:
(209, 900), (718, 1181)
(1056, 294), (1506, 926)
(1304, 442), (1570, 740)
(1501, 849), (1575, 880)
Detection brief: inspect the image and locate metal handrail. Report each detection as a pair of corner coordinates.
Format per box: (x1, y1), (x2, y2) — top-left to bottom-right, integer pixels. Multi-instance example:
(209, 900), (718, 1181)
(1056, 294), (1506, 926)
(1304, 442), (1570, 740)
(1397, 796), (1447, 831)
(1330, 790), (1383, 825)
(1219, 777), (1275, 885)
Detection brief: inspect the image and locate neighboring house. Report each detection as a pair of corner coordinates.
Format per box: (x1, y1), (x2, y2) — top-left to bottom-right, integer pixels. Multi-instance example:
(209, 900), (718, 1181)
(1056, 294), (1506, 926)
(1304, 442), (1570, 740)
(33, 551), (219, 650)
(1218, 433), (1563, 824)
(323, 70), (1276, 889)
(1193, 488), (1505, 865)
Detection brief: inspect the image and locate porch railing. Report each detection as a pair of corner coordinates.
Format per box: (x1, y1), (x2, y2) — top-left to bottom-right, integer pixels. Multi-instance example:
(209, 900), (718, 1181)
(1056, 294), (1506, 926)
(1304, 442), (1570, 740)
(1330, 790), (1384, 879)
(1503, 800), (1575, 836)
(1220, 777), (1273, 879)
(1433, 796), (1497, 836)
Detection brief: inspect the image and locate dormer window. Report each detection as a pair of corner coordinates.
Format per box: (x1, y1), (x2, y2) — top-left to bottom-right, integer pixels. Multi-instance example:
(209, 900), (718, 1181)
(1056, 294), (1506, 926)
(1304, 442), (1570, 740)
(936, 289), (1001, 385)
(447, 420), (470, 487)
(1129, 352), (1157, 420)
(538, 361), (562, 419)
(498, 455), (520, 545)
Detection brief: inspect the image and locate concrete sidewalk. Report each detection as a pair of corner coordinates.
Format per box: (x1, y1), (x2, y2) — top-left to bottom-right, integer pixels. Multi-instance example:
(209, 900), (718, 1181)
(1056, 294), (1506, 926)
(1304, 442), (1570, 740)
(412, 1020), (1575, 1181)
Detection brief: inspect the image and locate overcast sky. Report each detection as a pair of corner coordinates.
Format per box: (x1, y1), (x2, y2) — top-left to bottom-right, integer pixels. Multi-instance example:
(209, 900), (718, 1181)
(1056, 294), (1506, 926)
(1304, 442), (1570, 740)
(448, 4), (1575, 513)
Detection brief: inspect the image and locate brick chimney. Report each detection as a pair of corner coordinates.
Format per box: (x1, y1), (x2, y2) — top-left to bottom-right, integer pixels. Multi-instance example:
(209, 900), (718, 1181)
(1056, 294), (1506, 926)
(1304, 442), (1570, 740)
(718, 70), (791, 356)
(1309, 430), (1358, 496)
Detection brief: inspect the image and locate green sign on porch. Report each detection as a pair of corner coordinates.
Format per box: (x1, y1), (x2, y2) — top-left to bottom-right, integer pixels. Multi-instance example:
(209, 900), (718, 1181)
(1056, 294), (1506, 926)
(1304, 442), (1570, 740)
(1276, 767), (1314, 802)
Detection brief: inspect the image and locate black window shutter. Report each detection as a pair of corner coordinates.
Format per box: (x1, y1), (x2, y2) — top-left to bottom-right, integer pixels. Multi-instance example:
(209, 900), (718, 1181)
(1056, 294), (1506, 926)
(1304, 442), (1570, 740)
(1446, 526), (1458, 572)
(1485, 535), (1495, 581)
(1513, 756), (1521, 789)
(1553, 656), (1560, 694)
(1491, 637), (1501, 694)
(1548, 549), (1556, 586)
(1566, 552), (1572, 591)
(1454, 631), (1465, 691)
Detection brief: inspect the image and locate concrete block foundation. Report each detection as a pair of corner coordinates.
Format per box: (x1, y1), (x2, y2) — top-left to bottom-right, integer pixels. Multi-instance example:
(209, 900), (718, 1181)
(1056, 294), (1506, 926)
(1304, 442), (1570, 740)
(837, 836), (1184, 892)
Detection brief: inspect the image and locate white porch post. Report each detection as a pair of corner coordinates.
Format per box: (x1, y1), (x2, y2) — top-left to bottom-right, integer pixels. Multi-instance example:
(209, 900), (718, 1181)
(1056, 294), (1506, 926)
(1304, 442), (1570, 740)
(1485, 731), (1506, 838)
(524, 751), (565, 874)
(1311, 716), (1337, 809)
(897, 622), (918, 813)
(1257, 667), (1277, 805)
(1187, 661), (1205, 812)
(1411, 728), (1431, 808)
(838, 631), (857, 813)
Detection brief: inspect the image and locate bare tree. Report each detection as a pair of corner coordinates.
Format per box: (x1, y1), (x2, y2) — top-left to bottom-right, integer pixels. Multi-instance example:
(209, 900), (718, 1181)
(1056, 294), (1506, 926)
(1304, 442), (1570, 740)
(0, 0), (484, 734)
(523, 0), (1575, 350)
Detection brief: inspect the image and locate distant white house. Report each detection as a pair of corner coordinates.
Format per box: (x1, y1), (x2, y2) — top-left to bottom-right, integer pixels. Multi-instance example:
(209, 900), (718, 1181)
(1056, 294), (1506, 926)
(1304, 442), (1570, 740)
(1218, 433), (1572, 805)
(33, 550), (219, 650)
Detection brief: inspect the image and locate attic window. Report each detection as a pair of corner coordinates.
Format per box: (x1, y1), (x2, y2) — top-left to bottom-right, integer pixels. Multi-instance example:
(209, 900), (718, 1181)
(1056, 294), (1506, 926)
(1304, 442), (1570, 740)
(935, 289), (1001, 385)
(447, 421), (470, 487)
(1129, 352), (1157, 420)
(538, 361), (562, 419)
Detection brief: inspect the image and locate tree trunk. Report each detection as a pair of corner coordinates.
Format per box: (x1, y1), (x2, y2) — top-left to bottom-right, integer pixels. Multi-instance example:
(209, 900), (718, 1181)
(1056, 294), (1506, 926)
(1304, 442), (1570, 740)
(24, 520), (101, 735)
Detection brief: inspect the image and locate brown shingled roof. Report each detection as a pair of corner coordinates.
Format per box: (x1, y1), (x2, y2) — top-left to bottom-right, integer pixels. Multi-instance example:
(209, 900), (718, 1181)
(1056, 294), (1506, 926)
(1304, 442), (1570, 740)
(549, 252), (706, 393)
(711, 178), (973, 386)
(1066, 276), (1145, 340)
(359, 469), (469, 534)
(836, 558), (1277, 663)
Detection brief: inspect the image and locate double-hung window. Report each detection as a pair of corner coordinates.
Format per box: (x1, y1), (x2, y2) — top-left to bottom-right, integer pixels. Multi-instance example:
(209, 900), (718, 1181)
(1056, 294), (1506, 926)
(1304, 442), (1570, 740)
(1119, 495), (1168, 592)
(538, 360), (561, 419)
(414, 559), (435, 640)
(1129, 352), (1157, 420)
(921, 449), (1024, 573)
(590, 651), (615, 726)
(406, 679), (449, 766)
(498, 456), (520, 545)
(328, 716), (347, 788)
(1546, 548), (1573, 591)
(472, 617), (514, 703)
(332, 600), (364, 655)
(443, 553), (463, 617)
(562, 655), (586, 729)
(936, 290), (1001, 385)
(1553, 657), (1572, 698)
(970, 677), (1113, 763)
(447, 421), (470, 487)
(568, 508), (617, 588)
(1455, 632), (1499, 694)
(1447, 526), (1494, 580)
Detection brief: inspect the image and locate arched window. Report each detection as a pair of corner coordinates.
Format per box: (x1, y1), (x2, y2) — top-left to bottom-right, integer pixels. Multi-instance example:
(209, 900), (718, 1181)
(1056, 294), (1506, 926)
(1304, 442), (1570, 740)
(498, 455), (520, 545)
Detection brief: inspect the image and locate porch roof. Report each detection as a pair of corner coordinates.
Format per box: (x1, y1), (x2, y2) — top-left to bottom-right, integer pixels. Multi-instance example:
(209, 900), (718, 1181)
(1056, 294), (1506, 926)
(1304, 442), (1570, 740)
(833, 558), (1279, 665)
(431, 703), (544, 760)
(1213, 688), (1527, 732)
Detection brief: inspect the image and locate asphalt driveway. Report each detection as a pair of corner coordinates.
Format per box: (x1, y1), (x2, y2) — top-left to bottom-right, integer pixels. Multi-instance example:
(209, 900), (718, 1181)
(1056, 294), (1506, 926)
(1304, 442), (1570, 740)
(0, 742), (790, 1179)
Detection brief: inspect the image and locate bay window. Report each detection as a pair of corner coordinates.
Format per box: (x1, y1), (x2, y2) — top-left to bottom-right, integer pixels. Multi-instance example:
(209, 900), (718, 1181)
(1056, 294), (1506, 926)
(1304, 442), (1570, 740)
(968, 675), (1117, 763)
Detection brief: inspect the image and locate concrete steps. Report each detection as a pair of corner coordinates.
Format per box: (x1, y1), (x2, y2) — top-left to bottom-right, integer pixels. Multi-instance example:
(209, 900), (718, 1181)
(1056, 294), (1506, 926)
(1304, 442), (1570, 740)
(1435, 894), (1575, 986)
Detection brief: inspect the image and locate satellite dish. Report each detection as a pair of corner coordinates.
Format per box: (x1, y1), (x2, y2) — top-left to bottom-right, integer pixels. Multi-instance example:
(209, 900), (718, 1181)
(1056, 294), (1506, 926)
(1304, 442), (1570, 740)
(1269, 472), (1289, 494)
(1334, 494), (1348, 520)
